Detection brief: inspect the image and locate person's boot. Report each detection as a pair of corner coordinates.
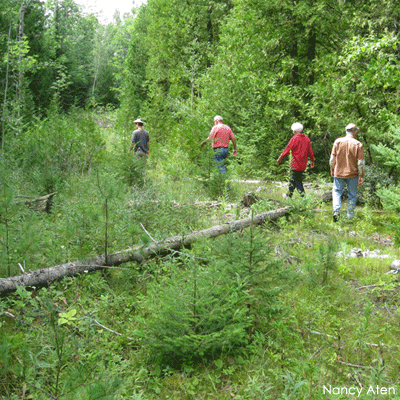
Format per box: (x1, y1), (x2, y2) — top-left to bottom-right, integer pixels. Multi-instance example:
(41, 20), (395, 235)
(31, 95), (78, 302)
(333, 211), (340, 222)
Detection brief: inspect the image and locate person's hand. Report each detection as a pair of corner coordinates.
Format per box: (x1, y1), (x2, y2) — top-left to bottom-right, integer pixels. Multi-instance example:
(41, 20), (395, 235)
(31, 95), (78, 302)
(358, 177), (364, 185)
(201, 141), (206, 148)
(311, 161), (315, 168)
(233, 149), (237, 156)
(276, 157), (281, 165)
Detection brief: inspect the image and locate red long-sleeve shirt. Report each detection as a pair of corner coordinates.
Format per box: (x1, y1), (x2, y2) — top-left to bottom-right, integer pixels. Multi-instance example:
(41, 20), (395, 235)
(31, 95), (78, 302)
(279, 133), (315, 171)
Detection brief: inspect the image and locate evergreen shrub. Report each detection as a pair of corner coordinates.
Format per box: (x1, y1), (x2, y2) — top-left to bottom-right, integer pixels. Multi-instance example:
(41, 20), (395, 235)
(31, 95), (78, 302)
(136, 257), (250, 367)
(357, 164), (394, 208)
(136, 225), (283, 367)
(119, 152), (148, 186)
(202, 172), (229, 199)
(304, 237), (338, 286)
(376, 185), (400, 243)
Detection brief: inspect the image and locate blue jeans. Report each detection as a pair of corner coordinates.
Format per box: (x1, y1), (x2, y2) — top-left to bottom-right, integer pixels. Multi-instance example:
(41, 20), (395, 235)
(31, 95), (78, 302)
(213, 147), (229, 174)
(332, 176), (359, 219)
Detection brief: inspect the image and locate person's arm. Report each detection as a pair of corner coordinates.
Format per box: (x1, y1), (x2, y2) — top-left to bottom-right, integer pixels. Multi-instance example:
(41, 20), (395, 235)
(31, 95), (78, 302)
(358, 159), (365, 185)
(201, 135), (215, 147)
(231, 134), (237, 156)
(277, 140), (292, 164)
(308, 141), (315, 168)
(201, 138), (209, 147)
(202, 126), (217, 147)
(129, 132), (136, 153)
(329, 141), (337, 176)
(329, 154), (336, 176)
(357, 145), (365, 184)
(147, 142), (150, 155)
(201, 133), (211, 147)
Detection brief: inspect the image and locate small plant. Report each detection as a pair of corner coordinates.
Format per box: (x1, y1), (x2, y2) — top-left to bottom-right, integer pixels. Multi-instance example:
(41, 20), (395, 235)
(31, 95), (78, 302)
(136, 254), (251, 367)
(281, 370), (307, 399)
(0, 182), (16, 276)
(203, 171), (228, 199)
(287, 194), (318, 223)
(252, 198), (278, 214)
(319, 238), (338, 285)
(305, 237), (338, 285)
(3, 287), (123, 399)
(353, 301), (376, 364)
(96, 170), (124, 263)
(0, 175), (40, 277)
(119, 151), (147, 186)
(243, 369), (273, 399)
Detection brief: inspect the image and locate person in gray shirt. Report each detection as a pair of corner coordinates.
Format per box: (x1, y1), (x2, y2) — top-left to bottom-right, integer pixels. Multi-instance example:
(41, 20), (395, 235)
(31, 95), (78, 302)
(129, 118), (149, 157)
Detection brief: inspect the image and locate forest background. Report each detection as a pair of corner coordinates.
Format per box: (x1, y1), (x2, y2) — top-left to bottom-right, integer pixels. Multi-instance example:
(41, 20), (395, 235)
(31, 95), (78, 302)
(1, 0), (400, 399)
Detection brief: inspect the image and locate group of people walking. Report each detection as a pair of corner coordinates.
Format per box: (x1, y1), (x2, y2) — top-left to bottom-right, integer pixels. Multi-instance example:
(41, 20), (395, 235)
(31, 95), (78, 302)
(276, 121), (365, 221)
(130, 115), (365, 222)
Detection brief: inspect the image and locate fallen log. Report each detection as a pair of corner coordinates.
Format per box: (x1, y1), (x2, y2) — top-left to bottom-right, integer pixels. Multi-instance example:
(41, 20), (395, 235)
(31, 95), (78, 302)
(0, 206), (290, 295)
(16, 192), (56, 213)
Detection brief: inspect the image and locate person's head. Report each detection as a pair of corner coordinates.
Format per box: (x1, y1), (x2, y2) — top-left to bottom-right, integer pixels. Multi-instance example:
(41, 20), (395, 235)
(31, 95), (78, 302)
(345, 123), (358, 136)
(134, 118), (145, 127)
(291, 122), (304, 134)
(214, 115), (223, 125)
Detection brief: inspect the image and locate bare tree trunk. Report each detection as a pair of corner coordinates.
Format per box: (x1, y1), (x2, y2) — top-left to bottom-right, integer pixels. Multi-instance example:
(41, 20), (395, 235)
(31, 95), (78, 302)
(92, 51), (101, 99)
(17, 2), (29, 102)
(190, 81), (194, 114)
(0, 206), (290, 294)
(1, 23), (12, 151)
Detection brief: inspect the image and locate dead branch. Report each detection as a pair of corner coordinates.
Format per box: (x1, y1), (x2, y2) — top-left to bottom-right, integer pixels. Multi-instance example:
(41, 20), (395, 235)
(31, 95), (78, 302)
(93, 319), (136, 341)
(337, 360), (372, 369)
(140, 223), (156, 242)
(310, 330), (386, 348)
(355, 284), (383, 290)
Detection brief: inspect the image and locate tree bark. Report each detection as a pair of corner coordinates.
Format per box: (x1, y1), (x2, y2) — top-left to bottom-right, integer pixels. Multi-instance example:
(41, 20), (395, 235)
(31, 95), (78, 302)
(0, 206), (290, 295)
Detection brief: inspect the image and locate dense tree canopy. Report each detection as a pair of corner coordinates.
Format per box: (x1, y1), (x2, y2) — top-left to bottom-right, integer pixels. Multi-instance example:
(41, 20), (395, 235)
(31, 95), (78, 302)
(1, 0), (399, 179)
(120, 0), (400, 178)
(0, 0), (135, 150)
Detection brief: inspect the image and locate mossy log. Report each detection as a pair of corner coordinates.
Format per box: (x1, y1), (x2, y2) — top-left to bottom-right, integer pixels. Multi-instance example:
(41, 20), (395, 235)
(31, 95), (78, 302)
(0, 206), (290, 295)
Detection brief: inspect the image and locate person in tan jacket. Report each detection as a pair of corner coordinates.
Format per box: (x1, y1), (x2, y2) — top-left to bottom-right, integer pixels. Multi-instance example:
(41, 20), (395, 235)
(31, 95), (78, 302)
(330, 123), (365, 222)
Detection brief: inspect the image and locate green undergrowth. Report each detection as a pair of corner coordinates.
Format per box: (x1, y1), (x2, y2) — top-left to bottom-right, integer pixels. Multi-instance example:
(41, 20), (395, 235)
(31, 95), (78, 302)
(1, 113), (400, 399)
(2, 190), (400, 399)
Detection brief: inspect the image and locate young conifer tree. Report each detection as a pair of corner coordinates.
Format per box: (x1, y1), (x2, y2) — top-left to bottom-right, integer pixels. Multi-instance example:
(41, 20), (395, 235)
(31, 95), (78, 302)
(373, 125), (400, 211)
(136, 219), (284, 367)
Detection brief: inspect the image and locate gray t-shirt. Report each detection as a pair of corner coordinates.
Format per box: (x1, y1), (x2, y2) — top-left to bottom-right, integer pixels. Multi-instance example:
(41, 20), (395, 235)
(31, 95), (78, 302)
(131, 128), (149, 153)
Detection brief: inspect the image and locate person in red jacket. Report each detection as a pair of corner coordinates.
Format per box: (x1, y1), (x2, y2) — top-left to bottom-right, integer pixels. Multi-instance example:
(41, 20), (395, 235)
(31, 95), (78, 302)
(276, 122), (315, 198)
